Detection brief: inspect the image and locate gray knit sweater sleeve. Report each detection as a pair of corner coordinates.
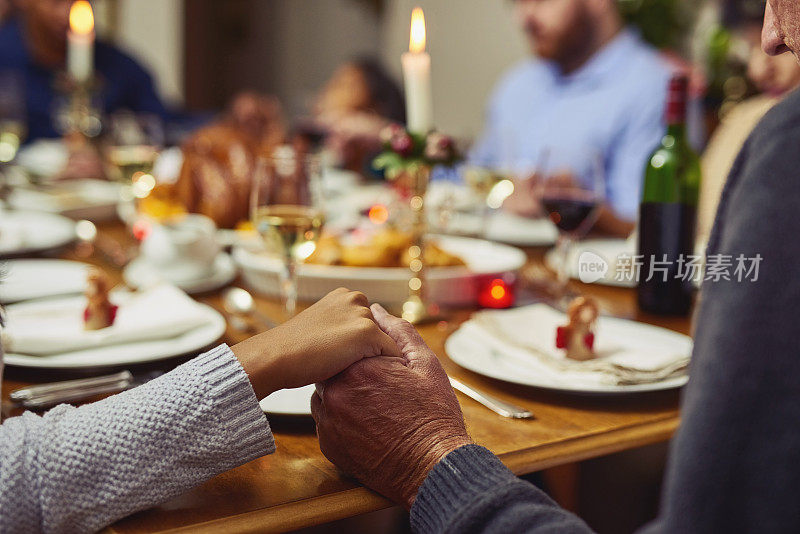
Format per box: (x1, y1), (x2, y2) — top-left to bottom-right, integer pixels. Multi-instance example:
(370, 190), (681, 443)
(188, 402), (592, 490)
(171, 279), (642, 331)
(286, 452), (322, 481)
(0, 344), (276, 534)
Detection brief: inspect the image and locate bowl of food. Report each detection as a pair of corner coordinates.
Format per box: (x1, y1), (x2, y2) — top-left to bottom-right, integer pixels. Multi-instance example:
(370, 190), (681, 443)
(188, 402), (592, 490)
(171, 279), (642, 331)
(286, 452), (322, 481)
(233, 228), (527, 307)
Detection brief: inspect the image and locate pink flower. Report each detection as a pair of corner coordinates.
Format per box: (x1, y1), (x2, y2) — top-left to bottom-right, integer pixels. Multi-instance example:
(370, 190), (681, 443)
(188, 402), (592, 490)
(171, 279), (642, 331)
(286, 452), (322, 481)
(425, 132), (454, 161)
(391, 132), (414, 157)
(380, 123), (405, 146)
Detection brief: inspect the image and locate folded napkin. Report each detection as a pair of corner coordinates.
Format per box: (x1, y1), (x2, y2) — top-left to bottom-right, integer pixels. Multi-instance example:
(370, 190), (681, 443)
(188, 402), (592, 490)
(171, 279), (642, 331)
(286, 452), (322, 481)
(467, 304), (691, 386)
(0, 216), (26, 252)
(2, 284), (212, 356)
(0, 261), (88, 304)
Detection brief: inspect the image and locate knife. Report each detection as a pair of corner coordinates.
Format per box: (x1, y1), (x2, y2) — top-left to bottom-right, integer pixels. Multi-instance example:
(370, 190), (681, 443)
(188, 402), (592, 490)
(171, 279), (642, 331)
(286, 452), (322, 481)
(10, 370), (163, 409)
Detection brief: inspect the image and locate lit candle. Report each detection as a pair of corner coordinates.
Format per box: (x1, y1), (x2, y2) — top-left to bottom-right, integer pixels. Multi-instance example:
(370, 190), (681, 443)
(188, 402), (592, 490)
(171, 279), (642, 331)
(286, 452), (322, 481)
(67, 1), (95, 84)
(401, 7), (433, 134)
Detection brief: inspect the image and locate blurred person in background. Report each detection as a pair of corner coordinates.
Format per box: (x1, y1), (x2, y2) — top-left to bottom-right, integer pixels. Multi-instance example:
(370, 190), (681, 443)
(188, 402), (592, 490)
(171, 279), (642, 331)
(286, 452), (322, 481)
(697, 0), (800, 242)
(313, 57), (406, 175)
(0, 0), (168, 142)
(473, 0), (675, 237)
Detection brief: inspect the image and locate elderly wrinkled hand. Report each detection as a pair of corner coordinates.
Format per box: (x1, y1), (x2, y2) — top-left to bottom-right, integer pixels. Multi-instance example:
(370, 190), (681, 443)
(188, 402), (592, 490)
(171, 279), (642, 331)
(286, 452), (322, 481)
(311, 303), (472, 508)
(232, 289), (401, 399)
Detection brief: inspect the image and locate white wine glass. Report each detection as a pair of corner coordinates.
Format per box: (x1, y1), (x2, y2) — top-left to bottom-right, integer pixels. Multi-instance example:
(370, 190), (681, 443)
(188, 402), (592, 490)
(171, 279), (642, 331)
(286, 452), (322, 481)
(0, 70), (26, 206)
(460, 165), (515, 238)
(104, 112), (164, 186)
(251, 147), (324, 318)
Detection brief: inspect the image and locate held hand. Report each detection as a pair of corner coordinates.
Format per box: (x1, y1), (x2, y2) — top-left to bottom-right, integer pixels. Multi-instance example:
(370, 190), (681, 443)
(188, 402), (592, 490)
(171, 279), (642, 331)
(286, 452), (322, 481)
(232, 289), (401, 399)
(311, 304), (472, 509)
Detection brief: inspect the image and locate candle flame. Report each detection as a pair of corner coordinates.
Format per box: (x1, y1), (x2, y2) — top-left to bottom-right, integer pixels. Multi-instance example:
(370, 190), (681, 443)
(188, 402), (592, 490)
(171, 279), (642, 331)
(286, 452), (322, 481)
(409, 7), (426, 53)
(69, 1), (94, 35)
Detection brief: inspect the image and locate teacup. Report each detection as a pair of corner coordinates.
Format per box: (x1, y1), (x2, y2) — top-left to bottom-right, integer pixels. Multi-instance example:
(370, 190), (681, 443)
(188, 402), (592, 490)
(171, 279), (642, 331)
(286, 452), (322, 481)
(140, 214), (221, 283)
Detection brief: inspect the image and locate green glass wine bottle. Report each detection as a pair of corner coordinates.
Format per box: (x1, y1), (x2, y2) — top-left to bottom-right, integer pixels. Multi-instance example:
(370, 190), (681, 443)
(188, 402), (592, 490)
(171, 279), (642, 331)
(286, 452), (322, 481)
(637, 75), (702, 316)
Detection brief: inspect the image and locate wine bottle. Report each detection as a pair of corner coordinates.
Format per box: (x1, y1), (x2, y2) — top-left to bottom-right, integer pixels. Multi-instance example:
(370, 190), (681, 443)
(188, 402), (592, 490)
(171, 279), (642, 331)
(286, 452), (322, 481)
(637, 75), (701, 316)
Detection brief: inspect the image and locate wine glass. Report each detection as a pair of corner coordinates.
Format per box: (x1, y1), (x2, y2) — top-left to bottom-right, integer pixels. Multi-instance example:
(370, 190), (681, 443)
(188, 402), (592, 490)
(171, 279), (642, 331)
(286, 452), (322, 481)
(104, 112), (164, 186)
(535, 146), (605, 307)
(0, 70), (26, 206)
(460, 165), (515, 237)
(251, 147), (325, 318)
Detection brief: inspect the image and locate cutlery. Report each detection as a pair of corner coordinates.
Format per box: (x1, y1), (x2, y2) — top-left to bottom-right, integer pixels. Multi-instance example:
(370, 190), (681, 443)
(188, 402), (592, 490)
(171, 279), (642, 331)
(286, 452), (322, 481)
(10, 370), (163, 409)
(222, 287), (276, 330)
(448, 376), (534, 419)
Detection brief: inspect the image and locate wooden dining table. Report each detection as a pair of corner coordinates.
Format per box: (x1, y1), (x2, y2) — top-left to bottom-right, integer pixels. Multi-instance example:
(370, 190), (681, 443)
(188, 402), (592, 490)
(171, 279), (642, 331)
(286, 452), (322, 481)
(1, 221), (690, 533)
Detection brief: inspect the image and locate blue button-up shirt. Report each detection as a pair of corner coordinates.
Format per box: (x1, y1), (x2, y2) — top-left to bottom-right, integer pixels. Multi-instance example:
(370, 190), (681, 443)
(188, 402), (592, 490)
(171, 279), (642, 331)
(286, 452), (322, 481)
(470, 29), (673, 221)
(0, 17), (167, 142)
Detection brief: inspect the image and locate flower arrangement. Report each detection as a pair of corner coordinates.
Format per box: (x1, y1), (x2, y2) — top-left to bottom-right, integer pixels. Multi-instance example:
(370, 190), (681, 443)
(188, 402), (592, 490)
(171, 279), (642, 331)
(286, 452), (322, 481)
(373, 124), (461, 180)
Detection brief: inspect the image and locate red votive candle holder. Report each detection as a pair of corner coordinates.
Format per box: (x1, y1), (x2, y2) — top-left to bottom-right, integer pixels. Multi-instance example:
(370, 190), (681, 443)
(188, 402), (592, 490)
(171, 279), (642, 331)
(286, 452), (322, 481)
(478, 275), (516, 309)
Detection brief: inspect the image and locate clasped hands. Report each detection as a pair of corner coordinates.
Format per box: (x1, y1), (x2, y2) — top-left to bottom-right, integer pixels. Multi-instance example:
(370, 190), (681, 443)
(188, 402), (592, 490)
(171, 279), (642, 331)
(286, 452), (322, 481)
(231, 288), (472, 508)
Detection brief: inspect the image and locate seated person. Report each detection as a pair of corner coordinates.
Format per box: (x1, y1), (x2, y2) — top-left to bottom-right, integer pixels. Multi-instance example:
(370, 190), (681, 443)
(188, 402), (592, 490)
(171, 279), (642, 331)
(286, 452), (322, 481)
(0, 289), (400, 532)
(472, 0), (674, 237)
(313, 57), (406, 174)
(697, 0), (800, 243)
(0, 0), (168, 142)
(311, 4), (800, 529)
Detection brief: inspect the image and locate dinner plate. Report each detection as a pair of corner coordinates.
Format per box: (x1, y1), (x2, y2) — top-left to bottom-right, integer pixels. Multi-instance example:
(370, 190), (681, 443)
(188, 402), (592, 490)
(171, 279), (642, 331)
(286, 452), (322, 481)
(16, 139), (69, 178)
(544, 238), (707, 288)
(446, 315), (690, 395)
(544, 238), (636, 288)
(260, 384), (315, 416)
(124, 253), (237, 295)
(234, 235), (527, 307)
(0, 209), (77, 258)
(9, 180), (125, 221)
(4, 303), (226, 369)
(0, 259), (89, 304)
(438, 211), (558, 247)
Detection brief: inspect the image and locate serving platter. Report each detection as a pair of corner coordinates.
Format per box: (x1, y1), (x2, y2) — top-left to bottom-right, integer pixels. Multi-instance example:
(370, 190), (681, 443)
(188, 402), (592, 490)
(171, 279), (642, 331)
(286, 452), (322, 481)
(234, 235), (527, 306)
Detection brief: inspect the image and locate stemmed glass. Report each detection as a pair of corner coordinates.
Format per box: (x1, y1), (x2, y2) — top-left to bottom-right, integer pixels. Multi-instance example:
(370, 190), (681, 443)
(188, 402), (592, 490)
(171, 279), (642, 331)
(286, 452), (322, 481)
(251, 147), (325, 318)
(535, 147), (605, 307)
(104, 112), (164, 186)
(460, 165), (515, 237)
(0, 70), (26, 206)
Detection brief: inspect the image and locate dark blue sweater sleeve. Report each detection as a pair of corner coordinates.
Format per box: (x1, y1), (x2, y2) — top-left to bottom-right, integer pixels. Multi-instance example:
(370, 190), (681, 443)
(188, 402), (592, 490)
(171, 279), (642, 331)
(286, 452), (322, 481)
(410, 445), (593, 533)
(643, 90), (800, 533)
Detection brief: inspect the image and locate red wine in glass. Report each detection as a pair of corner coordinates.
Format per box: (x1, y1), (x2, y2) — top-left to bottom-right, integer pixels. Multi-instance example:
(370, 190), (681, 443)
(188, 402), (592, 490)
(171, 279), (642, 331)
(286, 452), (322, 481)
(541, 194), (600, 235)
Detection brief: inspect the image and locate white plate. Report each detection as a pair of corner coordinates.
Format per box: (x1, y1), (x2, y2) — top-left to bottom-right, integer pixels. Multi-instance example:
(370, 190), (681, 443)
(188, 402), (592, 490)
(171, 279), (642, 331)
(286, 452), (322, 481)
(9, 180), (125, 221)
(260, 384), (315, 416)
(545, 239), (636, 288)
(0, 259), (89, 304)
(16, 139), (69, 178)
(446, 315), (690, 395)
(4, 303), (226, 369)
(438, 211), (558, 247)
(0, 210), (77, 257)
(234, 235), (527, 307)
(545, 238), (706, 288)
(124, 253), (237, 295)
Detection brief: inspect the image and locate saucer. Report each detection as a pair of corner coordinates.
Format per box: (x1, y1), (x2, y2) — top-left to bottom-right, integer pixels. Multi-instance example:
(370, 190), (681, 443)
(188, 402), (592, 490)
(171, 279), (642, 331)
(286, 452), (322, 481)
(124, 253), (237, 295)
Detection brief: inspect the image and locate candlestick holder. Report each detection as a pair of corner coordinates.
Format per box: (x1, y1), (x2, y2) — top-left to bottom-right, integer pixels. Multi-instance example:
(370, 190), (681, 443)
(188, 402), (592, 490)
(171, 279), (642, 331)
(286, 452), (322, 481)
(401, 164), (435, 324)
(54, 75), (102, 139)
(372, 124), (462, 324)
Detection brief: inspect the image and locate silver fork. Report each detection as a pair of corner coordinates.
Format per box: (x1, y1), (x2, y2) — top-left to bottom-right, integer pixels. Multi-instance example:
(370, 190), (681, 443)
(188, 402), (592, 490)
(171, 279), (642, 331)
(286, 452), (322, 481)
(449, 376), (534, 419)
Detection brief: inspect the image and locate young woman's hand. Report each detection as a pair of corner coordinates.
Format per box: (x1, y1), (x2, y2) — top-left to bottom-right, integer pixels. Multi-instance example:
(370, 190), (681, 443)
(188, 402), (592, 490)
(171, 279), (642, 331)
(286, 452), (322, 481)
(231, 288), (401, 398)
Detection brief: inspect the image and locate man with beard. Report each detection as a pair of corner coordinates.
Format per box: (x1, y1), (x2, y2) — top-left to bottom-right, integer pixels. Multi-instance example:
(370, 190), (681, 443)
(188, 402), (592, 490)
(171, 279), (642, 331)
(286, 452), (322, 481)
(471, 0), (674, 236)
(312, 0), (800, 531)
